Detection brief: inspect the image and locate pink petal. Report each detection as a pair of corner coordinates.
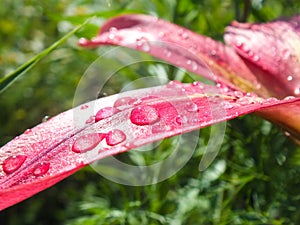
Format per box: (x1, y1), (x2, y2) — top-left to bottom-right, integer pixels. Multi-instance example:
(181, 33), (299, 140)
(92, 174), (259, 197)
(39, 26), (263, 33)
(78, 14), (269, 97)
(225, 15), (300, 98)
(0, 82), (299, 210)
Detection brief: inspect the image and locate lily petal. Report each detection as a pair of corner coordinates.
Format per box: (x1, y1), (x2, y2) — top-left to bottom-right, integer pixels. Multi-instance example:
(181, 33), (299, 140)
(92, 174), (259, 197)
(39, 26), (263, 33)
(78, 14), (270, 97)
(0, 82), (295, 210)
(225, 15), (300, 98)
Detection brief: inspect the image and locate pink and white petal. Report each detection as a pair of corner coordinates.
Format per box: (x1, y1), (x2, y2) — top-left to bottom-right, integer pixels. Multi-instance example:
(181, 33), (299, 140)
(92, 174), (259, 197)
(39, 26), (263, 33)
(0, 82), (299, 210)
(79, 14), (269, 97)
(225, 16), (300, 98)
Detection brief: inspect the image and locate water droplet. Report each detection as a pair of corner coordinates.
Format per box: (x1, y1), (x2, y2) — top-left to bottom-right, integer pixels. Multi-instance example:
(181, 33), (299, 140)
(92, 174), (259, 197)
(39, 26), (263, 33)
(108, 33), (115, 40)
(265, 97), (279, 103)
(246, 92), (257, 97)
(95, 107), (116, 122)
(140, 95), (158, 102)
(283, 49), (290, 60)
(80, 104), (89, 110)
(42, 115), (50, 123)
(2, 155), (27, 174)
(192, 61), (198, 71)
(24, 129), (32, 134)
(166, 80), (183, 88)
(185, 102), (198, 112)
(158, 32), (165, 37)
(136, 37), (151, 52)
(114, 97), (136, 110)
(85, 115), (95, 124)
(287, 75), (293, 81)
(165, 50), (172, 58)
(192, 81), (200, 86)
(152, 123), (171, 133)
(72, 133), (105, 153)
(233, 90), (244, 98)
(106, 129), (126, 146)
(252, 55), (260, 62)
(182, 32), (189, 40)
(294, 87), (300, 95)
(130, 105), (160, 125)
(209, 50), (217, 56)
(175, 115), (188, 124)
(224, 102), (234, 109)
(32, 162), (50, 176)
(284, 96), (296, 100)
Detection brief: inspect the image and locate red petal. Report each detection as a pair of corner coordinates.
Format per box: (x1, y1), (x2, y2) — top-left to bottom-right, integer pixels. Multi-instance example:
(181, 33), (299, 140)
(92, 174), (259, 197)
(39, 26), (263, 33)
(0, 82), (299, 210)
(78, 14), (269, 97)
(225, 15), (300, 98)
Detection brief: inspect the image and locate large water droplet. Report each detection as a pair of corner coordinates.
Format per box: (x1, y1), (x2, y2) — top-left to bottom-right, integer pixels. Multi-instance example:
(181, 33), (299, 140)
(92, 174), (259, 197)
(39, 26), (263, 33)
(114, 97), (136, 110)
(95, 107), (116, 122)
(2, 155), (27, 174)
(130, 105), (160, 125)
(32, 162), (50, 176)
(185, 102), (198, 112)
(72, 133), (105, 153)
(106, 129), (126, 146)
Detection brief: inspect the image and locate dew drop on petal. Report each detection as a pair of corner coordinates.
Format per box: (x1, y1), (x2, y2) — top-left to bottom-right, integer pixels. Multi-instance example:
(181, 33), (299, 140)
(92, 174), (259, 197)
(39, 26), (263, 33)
(166, 80), (183, 88)
(175, 115), (188, 124)
(80, 104), (89, 110)
(42, 115), (50, 123)
(2, 155), (27, 174)
(192, 81), (200, 86)
(185, 102), (198, 112)
(95, 107), (116, 122)
(32, 162), (50, 176)
(130, 105), (160, 125)
(233, 90), (244, 98)
(152, 123), (171, 133)
(294, 87), (300, 95)
(24, 129), (32, 134)
(287, 75), (293, 81)
(72, 133), (105, 153)
(158, 31), (165, 37)
(252, 55), (260, 62)
(140, 95), (158, 102)
(163, 49), (172, 57)
(284, 96), (296, 100)
(106, 129), (126, 146)
(192, 61), (198, 71)
(85, 115), (95, 124)
(114, 97), (136, 110)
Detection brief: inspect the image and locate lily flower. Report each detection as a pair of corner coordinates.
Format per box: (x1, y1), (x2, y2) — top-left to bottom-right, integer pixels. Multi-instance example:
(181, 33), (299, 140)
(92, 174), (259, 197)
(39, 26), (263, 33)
(1, 14), (300, 211)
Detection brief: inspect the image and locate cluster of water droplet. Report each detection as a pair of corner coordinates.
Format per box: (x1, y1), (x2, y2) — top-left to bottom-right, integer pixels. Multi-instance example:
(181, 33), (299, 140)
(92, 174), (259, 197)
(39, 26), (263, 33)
(2, 155), (50, 176)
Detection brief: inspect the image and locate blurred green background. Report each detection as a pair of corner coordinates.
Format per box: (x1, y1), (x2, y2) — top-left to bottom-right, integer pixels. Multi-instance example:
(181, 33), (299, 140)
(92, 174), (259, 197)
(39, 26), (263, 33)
(1, 0), (300, 224)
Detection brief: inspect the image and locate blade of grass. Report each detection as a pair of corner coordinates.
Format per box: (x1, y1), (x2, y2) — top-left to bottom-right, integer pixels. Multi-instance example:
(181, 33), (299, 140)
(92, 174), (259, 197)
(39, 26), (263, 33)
(0, 17), (92, 93)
